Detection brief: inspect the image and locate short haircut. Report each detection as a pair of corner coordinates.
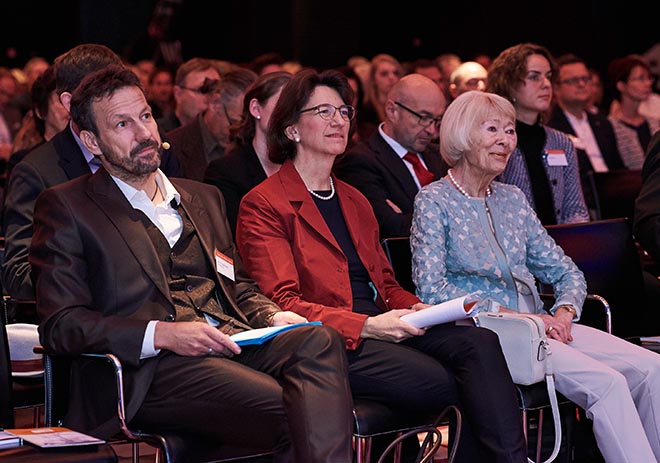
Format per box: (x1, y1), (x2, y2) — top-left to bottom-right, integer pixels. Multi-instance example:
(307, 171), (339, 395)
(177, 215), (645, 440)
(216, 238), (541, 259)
(70, 65), (142, 136)
(440, 91), (516, 166)
(174, 58), (219, 86)
(54, 43), (123, 95)
(267, 69), (353, 164)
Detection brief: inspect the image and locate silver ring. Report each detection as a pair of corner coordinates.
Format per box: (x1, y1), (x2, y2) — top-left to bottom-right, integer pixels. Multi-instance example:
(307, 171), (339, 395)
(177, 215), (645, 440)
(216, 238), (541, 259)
(547, 326), (554, 332)
(207, 347), (213, 355)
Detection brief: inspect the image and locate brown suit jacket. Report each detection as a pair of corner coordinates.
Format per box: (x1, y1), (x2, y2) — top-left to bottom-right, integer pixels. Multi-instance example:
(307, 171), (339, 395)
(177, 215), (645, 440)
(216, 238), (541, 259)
(29, 168), (279, 438)
(237, 160), (419, 351)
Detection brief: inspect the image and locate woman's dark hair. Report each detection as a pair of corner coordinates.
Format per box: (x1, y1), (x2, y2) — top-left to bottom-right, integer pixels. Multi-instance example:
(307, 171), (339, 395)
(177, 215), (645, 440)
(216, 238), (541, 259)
(70, 65), (142, 135)
(607, 54), (652, 102)
(30, 66), (57, 137)
(486, 42), (556, 104)
(267, 69), (354, 164)
(230, 71), (292, 146)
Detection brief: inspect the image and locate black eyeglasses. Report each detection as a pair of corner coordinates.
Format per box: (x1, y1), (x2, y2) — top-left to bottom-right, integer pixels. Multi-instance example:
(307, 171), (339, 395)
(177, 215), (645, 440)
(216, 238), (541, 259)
(559, 75), (592, 86)
(299, 104), (355, 121)
(394, 101), (442, 129)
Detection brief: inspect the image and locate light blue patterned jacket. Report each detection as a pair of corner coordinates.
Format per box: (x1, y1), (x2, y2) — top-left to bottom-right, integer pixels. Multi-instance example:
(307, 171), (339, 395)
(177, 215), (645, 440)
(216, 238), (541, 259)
(410, 178), (586, 317)
(496, 125), (590, 224)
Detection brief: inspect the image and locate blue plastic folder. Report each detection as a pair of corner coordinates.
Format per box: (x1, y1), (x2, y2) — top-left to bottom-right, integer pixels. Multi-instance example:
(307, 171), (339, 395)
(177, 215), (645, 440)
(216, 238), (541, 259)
(230, 321), (322, 346)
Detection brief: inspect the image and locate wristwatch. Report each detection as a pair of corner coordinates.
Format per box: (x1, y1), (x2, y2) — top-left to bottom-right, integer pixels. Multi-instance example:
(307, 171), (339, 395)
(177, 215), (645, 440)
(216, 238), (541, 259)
(556, 305), (577, 318)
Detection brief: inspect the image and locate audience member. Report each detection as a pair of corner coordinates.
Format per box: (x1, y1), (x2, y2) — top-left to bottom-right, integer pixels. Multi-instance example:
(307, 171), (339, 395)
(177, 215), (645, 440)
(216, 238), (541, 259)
(360, 54), (403, 138)
(167, 68), (257, 181)
(435, 53), (462, 102)
(448, 61), (488, 100)
(7, 66), (69, 179)
(204, 71), (291, 237)
(634, 129), (660, 261)
(607, 55), (660, 169)
(29, 65), (354, 462)
(335, 65), (365, 144)
(473, 53), (493, 71)
(146, 66), (175, 120)
(1, 44), (126, 301)
(236, 69), (528, 463)
(548, 54), (625, 217)
(157, 57), (221, 134)
(409, 58), (443, 89)
(487, 42), (590, 225)
(587, 67), (605, 115)
(334, 74), (448, 239)
(0, 67), (21, 161)
(249, 52), (285, 76)
(411, 90), (660, 463)
(22, 57), (49, 90)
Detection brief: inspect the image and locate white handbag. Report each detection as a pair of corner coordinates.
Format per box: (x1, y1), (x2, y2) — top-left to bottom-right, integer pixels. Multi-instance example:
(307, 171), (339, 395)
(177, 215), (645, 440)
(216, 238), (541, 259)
(476, 312), (561, 463)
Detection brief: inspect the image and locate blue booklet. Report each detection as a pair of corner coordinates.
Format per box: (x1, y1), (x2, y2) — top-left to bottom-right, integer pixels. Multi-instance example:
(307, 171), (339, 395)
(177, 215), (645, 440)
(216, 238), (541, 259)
(230, 321), (322, 346)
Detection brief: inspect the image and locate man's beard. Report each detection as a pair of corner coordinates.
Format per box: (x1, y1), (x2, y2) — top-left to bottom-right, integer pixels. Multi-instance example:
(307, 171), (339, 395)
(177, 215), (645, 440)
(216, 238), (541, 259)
(99, 139), (162, 181)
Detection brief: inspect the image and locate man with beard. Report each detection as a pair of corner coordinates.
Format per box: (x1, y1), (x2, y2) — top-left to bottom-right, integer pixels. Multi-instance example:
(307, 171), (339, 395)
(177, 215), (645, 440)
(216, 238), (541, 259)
(1, 43), (181, 302)
(28, 66), (354, 463)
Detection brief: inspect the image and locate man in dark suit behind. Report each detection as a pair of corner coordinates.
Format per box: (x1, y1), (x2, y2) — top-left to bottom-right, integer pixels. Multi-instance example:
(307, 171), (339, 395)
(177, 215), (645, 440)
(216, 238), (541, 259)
(1, 43), (181, 302)
(29, 65), (353, 462)
(334, 74), (448, 239)
(547, 54), (625, 216)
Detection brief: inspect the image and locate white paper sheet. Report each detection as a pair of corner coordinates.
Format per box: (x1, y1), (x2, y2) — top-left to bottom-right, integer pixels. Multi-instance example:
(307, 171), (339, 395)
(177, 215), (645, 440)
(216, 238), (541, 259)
(401, 295), (479, 328)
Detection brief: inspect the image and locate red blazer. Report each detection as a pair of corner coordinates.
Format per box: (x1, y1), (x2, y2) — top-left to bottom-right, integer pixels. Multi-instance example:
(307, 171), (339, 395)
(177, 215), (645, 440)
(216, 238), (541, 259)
(237, 160), (419, 350)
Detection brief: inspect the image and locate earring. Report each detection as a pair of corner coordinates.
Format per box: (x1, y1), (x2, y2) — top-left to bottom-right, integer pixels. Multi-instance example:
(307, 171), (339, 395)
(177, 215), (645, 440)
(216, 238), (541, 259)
(294, 136), (301, 143)
(256, 115), (261, 120)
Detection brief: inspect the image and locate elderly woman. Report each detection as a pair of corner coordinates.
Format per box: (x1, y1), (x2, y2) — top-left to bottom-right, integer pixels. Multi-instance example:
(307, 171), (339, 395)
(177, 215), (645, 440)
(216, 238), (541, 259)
(486, 42), (590, 225)
(411, 90), (660, 463)
(237, 69), (527, 462)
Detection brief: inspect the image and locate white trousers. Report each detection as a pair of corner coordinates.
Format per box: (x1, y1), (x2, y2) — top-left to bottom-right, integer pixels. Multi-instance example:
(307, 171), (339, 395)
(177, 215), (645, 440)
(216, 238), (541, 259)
(550, 324), (660, 463)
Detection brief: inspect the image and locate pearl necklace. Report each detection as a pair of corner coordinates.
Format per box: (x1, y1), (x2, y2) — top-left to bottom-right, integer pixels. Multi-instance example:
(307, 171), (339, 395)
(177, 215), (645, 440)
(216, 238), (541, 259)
(447, 169), (491, 198)
(308, 177), (335, 201)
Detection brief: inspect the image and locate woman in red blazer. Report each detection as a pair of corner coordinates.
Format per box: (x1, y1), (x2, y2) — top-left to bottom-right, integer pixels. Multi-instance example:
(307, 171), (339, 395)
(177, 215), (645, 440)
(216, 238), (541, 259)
(237, 69), (527, 463)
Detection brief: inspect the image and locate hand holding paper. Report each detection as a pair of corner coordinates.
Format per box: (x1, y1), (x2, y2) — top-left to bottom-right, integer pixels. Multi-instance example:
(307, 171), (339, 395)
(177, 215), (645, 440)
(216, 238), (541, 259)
(400, 295), (479, 328)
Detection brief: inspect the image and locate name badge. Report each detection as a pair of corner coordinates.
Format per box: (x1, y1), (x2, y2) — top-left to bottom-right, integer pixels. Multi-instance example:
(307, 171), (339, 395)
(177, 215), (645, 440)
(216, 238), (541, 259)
(215, 249), (235, 281)
(546, 150), (568, 166)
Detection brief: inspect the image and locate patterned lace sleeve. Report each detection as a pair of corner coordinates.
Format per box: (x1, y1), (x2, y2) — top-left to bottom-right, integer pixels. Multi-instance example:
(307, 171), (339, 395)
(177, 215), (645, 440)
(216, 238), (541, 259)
(410, 183), (484, 305)
(522, 195), (587, 314)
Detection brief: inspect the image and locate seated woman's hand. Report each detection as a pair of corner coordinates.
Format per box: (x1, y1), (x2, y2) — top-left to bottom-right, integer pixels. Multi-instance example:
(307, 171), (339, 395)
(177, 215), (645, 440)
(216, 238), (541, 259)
(539, 313), (573, 344)
(271, 311), (308, 326)
(360, 309), (426, 343)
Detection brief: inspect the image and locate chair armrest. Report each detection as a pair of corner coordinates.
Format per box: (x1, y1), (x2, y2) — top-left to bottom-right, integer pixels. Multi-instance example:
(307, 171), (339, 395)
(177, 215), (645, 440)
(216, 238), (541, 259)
(36, 347), (142, 441)
(539, 293), (611, 334)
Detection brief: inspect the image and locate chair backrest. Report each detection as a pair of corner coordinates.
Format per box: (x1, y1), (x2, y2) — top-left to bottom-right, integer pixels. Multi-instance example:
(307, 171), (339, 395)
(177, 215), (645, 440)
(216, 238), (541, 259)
(0, 317), (16, 428)
(588, 169), (642, 221)
(545, 218), (647, 338)
(381, 237), (415, 293)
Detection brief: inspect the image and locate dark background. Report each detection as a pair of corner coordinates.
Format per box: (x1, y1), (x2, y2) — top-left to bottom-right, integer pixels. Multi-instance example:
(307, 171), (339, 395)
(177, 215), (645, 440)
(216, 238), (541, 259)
(2, 0), (657, 83)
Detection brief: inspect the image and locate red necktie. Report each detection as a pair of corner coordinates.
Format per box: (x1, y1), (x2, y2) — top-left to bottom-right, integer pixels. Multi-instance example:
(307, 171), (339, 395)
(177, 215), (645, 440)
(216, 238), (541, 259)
(404, 152), (435, 187)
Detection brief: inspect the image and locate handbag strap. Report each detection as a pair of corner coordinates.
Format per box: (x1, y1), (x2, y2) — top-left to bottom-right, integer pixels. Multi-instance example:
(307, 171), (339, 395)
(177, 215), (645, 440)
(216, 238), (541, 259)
(528, 339), (561, 463)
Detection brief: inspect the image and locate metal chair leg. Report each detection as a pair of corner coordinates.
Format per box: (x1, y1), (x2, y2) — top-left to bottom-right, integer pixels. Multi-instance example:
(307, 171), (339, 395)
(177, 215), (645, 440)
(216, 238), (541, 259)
(536, 409), (544, 463)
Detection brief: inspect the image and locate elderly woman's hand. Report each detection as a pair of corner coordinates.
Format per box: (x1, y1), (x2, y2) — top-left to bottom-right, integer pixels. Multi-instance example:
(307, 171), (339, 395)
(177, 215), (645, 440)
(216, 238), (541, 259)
(360, 309), (426, 343)
(539, 312), (574, 344)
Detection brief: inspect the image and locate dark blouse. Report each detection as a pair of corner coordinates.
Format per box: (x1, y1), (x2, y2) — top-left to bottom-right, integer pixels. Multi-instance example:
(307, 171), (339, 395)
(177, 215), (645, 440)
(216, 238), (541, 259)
(312, 193), (381, 315)
(516, 120), (556, 225)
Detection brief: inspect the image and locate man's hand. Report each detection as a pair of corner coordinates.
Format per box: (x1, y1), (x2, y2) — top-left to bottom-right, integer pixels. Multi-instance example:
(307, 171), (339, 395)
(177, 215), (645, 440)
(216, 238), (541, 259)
(270, 311), (307, 326)
(360, 309), (426, 343)
(154, 321), (241, 357)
